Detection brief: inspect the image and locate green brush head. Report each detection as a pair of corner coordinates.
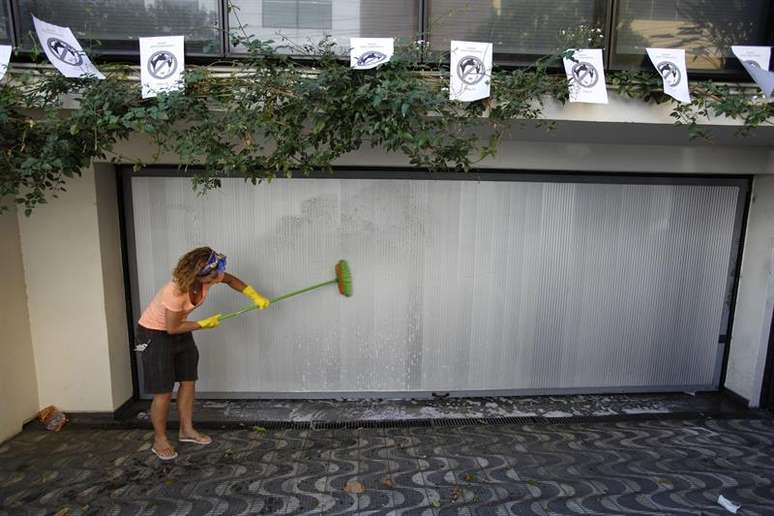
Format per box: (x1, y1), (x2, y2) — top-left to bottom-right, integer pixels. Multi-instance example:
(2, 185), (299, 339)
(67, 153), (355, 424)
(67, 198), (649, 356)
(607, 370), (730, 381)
(335, 259), (352, 297)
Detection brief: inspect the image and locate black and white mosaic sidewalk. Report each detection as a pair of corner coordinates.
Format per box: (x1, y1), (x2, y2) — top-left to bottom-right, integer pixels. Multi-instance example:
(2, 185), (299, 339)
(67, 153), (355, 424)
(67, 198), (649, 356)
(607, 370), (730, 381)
(2, 412), (773, 515)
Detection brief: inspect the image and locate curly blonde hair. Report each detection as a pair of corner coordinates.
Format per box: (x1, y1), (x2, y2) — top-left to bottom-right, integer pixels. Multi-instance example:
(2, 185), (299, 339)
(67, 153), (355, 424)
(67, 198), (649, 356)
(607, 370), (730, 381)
(173, 247), (214, 294)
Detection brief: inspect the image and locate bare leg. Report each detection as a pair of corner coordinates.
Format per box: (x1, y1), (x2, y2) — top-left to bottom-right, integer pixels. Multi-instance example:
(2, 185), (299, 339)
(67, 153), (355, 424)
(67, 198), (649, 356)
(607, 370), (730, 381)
(151, 393), (176, 458)
(177, 381), (211, 444)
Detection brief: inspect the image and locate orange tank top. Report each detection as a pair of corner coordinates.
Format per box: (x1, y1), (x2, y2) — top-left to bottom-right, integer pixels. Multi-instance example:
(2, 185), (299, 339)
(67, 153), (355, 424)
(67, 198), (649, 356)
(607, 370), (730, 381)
(138, 273), (223, 331)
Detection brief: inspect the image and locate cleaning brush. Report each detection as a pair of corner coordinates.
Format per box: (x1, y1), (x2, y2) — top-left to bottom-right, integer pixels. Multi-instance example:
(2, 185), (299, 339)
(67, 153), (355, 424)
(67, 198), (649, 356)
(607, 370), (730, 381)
(218, 259), (352, 322)
(335, 259), (352, 297)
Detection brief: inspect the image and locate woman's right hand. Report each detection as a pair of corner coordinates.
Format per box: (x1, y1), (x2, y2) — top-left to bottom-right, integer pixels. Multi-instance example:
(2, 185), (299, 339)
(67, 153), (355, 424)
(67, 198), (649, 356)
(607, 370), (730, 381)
(166, 308), (205, 334)
(196, 314), (221, 329)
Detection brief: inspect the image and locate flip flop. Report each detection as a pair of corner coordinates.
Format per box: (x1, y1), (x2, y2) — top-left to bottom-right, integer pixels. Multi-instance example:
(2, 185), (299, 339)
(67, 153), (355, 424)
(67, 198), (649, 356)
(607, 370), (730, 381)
(151, 446), (178, 461)
(178, 434), (212, 445)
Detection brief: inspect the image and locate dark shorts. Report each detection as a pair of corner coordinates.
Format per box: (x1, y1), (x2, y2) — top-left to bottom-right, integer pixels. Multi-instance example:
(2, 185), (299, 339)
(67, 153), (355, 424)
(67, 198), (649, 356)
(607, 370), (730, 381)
(135, 325), (199, 394)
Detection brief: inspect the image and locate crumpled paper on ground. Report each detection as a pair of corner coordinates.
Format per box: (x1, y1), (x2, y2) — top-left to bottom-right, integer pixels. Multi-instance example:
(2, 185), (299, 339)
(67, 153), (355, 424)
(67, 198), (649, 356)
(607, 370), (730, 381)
(38, 405), (67, 432)
(718, 494), (741, 514)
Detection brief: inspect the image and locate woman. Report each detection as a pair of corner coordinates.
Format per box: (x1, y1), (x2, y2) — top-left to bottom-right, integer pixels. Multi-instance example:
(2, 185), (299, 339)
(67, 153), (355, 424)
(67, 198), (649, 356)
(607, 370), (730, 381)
(135, 247), (270, 460)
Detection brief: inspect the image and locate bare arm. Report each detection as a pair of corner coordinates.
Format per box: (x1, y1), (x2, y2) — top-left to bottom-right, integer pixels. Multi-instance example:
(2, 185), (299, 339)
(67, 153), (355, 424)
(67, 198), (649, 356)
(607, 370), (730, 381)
(163, 274), (252, 334)
(224, 272), (271, 309)
(165, 308), (203, 334)
(222, 272), (247, 292)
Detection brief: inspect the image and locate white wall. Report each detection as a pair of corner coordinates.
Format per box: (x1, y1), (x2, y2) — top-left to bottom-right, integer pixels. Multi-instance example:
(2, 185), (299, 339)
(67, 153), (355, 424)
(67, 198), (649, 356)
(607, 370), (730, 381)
(112, 121), (774, 176)
(9, 102), (774, 409)
(726, 175), (774, 406)
(0, 206), (39, 443)
(111, 122), (774, 404)
(95, 164), (133, 407)
(17, 165), (132, 412)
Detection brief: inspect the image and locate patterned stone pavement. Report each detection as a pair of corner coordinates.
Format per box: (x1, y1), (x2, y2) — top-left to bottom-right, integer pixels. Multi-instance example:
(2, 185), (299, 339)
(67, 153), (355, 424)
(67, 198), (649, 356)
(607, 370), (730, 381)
(2, 415), (774, 515)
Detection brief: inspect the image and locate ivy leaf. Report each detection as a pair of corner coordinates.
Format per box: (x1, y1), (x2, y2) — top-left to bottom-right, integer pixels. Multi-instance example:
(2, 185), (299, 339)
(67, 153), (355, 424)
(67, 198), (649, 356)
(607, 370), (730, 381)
(1, 33), (769, 217)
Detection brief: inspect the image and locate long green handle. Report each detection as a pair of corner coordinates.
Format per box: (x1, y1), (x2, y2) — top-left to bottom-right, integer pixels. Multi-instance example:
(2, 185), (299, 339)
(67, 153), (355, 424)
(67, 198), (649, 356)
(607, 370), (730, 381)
(219, 278), (338, 321)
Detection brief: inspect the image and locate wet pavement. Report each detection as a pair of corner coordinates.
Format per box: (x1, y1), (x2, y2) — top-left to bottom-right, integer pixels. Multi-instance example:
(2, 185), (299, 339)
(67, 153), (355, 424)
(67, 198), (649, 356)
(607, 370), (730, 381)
(71, 392), (749, 429)
(2, 406), (773, 515)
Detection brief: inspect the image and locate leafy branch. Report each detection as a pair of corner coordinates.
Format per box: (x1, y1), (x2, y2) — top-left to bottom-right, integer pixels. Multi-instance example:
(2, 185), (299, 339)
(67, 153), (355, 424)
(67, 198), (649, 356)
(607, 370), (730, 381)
(1, 26), (772, 216)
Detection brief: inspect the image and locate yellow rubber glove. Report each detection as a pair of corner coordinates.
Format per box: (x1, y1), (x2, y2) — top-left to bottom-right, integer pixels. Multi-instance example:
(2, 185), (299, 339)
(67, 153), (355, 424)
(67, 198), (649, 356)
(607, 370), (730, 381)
(197, 314), (221, 329)
(242, 285), (270, 310)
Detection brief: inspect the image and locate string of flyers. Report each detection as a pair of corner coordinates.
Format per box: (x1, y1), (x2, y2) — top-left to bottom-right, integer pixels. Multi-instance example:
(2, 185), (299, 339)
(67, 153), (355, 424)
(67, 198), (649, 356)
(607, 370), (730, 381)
(1, 17), (773, 104)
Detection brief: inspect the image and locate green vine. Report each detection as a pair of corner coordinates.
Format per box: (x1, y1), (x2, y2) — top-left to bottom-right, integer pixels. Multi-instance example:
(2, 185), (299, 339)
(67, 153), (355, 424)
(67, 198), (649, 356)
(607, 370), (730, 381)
(1, 24), (772, 215)
(609, 70), (774, 139)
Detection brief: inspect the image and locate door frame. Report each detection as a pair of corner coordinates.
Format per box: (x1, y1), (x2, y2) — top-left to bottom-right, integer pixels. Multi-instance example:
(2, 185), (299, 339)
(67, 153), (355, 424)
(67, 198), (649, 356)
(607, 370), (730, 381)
(760, 308), (774, 409)
(118, 166), (751, 399)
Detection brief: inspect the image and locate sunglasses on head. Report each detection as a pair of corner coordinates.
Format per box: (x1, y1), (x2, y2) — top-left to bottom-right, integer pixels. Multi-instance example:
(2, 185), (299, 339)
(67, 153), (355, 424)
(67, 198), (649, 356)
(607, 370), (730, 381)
(198, 251), (227, 276)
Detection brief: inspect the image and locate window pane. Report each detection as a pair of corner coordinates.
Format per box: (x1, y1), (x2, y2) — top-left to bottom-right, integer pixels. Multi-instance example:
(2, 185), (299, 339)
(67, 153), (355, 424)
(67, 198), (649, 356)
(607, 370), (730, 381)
(229, 0), (419, 54)
(17, 0), (222, 54)
(427, 0), (605, 58)
(263, 0), (299, 29)
(0, 1), (10, 44)
(298, 1), (333, 30)
(614, 0), (773, 71)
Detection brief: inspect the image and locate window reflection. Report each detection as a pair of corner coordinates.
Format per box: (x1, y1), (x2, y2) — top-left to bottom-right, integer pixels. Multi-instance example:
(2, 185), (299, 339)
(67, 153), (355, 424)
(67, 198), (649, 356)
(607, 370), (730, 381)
(18, 0), (222, 54)
(614, 0), (772, 70)
(262, 0), (332, 30)
(0, 1), (10, 43)
(428, 0), (605, 59)
(229, 0), (419, 54)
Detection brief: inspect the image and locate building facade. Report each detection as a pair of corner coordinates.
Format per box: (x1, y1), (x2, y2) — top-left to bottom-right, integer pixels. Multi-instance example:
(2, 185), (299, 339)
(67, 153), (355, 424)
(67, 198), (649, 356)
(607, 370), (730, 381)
(2, 0), (774, 442)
